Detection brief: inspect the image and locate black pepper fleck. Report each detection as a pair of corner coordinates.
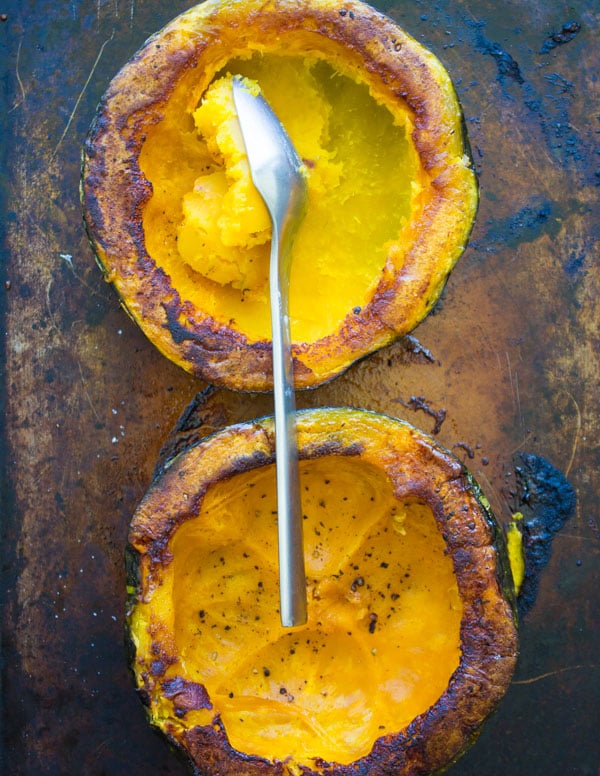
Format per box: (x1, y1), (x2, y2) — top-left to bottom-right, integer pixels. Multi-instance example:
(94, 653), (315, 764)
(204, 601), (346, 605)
(351, 576), (365, 591)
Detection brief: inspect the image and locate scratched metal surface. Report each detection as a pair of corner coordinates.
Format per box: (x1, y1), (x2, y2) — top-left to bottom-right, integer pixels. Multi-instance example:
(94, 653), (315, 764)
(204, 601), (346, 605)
(1, 1), (598, 774)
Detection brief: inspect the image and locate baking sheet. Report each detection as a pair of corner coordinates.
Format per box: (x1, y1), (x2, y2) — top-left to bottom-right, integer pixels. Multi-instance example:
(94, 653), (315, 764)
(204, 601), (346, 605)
(1, 1), (598, 773)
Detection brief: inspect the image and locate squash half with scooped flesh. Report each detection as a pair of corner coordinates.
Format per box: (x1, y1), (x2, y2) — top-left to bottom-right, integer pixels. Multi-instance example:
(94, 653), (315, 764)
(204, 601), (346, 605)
(126, 408), (518, 775)
(81, 0), (478, 391)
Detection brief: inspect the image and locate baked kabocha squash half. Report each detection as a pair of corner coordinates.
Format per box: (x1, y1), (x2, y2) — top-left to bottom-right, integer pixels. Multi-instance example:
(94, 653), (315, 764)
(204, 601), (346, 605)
(82, 0), (478, 391)
(126, 408), (518, 775)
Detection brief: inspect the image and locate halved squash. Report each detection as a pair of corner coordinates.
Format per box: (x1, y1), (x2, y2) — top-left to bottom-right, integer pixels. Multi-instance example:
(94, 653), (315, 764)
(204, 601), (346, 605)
(82, 0), (478, 391)
(127, 408), (517, 775)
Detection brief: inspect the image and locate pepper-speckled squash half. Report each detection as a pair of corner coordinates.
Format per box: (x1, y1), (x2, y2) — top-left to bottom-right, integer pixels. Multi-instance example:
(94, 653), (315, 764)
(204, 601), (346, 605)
(82, 0), (478, 392)
(126, 408), (517, 775)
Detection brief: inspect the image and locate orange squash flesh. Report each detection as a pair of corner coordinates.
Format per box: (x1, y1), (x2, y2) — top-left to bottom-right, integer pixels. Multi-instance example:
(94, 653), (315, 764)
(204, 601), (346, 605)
(127, 409), (518, 775)
(139, 55), (421, 346)
(155, 458), (461, 763)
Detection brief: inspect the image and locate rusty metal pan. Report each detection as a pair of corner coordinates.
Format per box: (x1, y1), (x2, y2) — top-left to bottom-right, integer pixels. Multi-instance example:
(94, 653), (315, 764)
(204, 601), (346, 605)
(1, 1), (598, 773)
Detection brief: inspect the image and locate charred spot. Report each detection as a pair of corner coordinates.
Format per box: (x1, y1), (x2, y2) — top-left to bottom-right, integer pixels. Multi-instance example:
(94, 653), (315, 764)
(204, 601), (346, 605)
(302, 439), (365, 459)
(162, 676), (213, 716)
(150, 659), (168, 678)
(406, 395), (447, 435)
(453, 441), (475, 459)
(401, 335), (436, 364)
(161, 297), (236, 349)
(183, 713), (274, 771)
(449, 546), (478, 583)
(475, 34), (525, 85)
(540, 20), (581, 53)
(512, 452), (576, 616)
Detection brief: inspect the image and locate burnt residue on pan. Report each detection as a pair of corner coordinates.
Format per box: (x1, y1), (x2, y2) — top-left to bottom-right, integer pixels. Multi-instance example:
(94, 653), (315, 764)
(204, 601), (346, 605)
(511, 452), (576, 616)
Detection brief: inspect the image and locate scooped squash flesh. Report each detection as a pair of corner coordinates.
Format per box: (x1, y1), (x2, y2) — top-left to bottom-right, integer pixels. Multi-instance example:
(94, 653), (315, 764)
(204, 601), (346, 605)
(141, 57), (421, 345)
(131, 458), (462, 764)
(127, 408), (518, 775)
(81, 0), (478, 391)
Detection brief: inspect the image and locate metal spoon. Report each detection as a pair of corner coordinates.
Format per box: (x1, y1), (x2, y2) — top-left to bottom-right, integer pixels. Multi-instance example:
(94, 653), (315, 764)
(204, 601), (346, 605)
(232, 76), (308, 627)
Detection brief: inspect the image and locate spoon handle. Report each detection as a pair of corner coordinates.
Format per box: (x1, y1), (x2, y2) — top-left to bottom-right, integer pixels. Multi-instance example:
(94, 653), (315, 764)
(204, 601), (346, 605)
(270, 226), (307, 628)
(231, 76), (308, 627)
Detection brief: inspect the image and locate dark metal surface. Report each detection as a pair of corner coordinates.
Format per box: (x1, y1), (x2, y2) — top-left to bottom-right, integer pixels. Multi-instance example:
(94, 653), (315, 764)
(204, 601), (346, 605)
(1, 1), (598, 774)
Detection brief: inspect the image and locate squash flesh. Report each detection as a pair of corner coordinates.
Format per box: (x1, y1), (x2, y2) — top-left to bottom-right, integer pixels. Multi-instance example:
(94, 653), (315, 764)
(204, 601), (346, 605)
(138, 456), (462, 765)
(177, 76), (272, 289)
(139, 54), (421, 343)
